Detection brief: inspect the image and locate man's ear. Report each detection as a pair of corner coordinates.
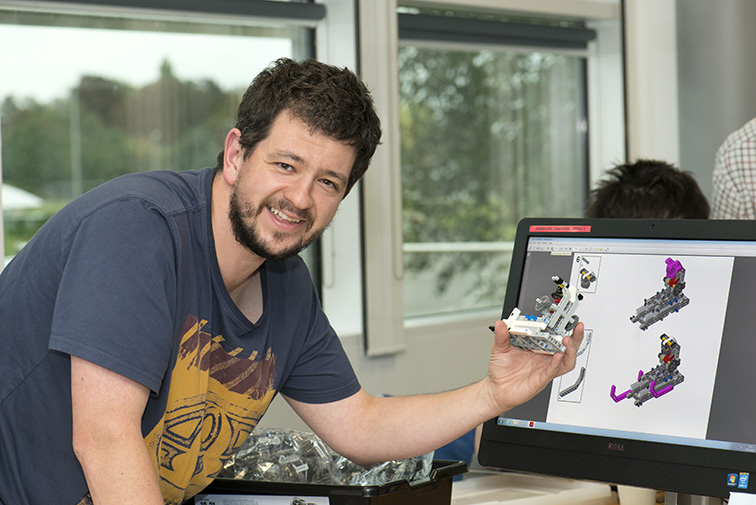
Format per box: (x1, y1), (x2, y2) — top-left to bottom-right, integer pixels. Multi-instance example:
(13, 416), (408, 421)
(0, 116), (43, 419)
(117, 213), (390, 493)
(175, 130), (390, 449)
(222, 128), (244, 186)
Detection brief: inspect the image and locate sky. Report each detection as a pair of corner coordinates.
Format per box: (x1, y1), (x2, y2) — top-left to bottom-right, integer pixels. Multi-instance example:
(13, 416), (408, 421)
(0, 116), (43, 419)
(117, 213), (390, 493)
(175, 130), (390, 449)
(0, 24), (295, 102)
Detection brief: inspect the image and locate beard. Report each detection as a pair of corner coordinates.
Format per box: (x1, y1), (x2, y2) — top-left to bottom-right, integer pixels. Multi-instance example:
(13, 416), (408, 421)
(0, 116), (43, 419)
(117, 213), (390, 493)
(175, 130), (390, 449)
(228, 186), (324, 261)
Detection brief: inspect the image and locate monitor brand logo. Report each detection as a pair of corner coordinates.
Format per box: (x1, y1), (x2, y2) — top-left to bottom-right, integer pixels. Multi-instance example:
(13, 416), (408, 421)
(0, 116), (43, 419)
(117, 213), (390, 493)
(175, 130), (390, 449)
(607, 442), (625, 452)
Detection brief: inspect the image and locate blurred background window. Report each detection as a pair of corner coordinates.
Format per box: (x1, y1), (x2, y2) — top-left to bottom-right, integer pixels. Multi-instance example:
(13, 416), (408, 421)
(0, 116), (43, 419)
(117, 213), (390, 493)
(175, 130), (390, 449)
(398, 8), (591, 320)
(0, 5), (313, 266)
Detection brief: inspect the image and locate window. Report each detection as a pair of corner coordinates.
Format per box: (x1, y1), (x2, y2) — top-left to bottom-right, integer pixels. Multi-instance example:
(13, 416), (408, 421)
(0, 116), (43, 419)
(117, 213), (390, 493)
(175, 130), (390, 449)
(0, 4), (313, 266)
(358, 2), (621, 356)
(398, 10), (591, 320)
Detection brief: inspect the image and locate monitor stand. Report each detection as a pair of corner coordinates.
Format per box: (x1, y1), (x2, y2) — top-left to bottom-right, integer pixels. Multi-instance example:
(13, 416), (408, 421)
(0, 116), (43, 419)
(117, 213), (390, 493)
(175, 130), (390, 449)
(664, 492), (722, 505)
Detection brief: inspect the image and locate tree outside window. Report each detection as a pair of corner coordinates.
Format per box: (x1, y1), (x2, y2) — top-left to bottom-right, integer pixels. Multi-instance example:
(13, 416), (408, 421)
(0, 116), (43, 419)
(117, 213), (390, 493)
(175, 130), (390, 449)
(399, 46), (587, 318)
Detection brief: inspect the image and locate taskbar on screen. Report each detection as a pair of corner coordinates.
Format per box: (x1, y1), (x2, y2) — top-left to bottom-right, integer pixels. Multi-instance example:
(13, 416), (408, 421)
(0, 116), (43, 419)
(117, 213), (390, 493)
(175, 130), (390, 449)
(496, 416), (756, 454)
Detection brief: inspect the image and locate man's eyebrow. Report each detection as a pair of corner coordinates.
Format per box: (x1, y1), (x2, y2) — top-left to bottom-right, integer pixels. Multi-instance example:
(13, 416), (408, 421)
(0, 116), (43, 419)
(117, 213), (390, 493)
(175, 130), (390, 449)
(270, 150), (305, 165)
(271, 150), (349, 186)
(322, 169), (349, 186)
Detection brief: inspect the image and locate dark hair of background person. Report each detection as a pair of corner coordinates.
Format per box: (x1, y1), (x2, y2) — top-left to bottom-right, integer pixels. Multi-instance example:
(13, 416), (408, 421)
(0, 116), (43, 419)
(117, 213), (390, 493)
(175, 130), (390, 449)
(585, 159), (710, 219)
(215, 57), (382, 197)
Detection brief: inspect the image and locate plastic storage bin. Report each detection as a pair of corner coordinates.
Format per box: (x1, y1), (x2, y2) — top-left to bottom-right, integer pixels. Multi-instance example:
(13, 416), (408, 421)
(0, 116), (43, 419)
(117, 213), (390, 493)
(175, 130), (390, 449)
(195, 459), (467, 505)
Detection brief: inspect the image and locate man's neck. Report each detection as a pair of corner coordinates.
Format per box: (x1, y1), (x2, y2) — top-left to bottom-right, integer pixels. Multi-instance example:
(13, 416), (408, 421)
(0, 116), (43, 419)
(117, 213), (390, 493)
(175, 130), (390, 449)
(228, 269), (263, 324)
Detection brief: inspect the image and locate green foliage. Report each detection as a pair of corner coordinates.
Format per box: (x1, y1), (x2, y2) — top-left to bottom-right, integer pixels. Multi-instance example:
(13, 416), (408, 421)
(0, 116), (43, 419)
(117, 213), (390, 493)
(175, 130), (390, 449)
(1, 60), (239, 255)
(3, 203), (66, 256)
(2, 60), (237, 195)
(1, 98), (71, 196)
(399, 46), (586, 303)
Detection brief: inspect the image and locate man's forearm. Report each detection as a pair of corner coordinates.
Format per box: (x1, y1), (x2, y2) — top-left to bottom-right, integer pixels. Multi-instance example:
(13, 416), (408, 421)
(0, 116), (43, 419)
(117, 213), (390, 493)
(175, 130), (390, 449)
(74, 432), (164, 505)
(288, 381), (493, 466)
(354, 381), (492, 464)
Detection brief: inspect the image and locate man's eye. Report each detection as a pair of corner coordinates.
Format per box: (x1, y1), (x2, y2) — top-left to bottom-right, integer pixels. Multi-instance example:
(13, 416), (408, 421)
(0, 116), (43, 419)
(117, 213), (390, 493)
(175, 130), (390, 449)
(321, 179), (338, 190)
(278, 163), (294, 171)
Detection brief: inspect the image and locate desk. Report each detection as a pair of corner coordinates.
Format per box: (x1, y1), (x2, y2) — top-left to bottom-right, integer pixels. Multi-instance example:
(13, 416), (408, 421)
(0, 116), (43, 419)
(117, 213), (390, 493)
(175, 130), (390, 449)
(451, 471), (618, 505)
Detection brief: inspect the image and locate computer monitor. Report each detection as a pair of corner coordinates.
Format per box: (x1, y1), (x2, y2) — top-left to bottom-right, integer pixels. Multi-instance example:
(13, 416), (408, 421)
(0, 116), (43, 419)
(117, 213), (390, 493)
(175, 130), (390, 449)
(477, 217), (756, 500)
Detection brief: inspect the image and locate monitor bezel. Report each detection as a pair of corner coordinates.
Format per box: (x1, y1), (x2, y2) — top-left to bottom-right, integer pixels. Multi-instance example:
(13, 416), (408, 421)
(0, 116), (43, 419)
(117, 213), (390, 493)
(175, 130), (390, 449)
(478, 217), (756, 500)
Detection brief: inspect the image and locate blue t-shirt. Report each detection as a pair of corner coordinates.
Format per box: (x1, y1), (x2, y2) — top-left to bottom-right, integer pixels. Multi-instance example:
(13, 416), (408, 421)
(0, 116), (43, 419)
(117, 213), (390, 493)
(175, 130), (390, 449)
(0, 167), (360, 505)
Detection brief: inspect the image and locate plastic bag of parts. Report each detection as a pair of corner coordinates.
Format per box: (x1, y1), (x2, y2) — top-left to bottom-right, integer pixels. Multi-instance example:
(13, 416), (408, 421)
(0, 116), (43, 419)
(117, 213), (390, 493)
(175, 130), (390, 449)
(218, 428), (434, 487)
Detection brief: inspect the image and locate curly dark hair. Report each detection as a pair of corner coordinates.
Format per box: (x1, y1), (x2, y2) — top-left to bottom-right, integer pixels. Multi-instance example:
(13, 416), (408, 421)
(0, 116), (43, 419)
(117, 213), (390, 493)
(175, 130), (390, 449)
(216, 58), (381, 197)
(585, 159), (710, 219)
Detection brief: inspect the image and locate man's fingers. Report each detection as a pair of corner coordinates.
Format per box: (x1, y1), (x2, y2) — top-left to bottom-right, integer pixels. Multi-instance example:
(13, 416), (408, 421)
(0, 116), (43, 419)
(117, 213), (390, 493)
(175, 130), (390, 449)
(492, 319), (512, 350)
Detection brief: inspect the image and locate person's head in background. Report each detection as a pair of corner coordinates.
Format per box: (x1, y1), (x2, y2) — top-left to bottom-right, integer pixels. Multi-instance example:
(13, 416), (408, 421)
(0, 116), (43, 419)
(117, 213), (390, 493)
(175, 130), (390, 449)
(585, 159), (710, 219)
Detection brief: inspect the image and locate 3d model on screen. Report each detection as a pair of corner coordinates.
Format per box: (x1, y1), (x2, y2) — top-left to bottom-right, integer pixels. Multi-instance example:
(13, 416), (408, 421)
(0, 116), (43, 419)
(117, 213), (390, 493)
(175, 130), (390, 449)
(610, 333), (684, 407)
(557, 329), (593, 402)
(580, 267), (597, 289)
(630, 257), (689, 330)
(503, 276), (582, 354)
(559, 366), (586, 399)
(577, 256), (595, 288)
(576, 330), (592, 358)
(573, 255), (600, 294)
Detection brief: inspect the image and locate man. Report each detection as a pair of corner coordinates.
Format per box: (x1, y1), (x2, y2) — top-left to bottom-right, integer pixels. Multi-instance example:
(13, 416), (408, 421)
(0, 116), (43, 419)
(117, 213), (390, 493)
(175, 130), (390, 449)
(711, 117), (756, 219)
(586, 159), (709, 219)
(0, 58), (583, 504)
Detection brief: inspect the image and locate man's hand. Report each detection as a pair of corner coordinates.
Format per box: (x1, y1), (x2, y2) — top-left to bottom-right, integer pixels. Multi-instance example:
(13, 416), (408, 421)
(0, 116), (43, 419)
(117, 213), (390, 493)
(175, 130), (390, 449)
(484, 319), (584, 415)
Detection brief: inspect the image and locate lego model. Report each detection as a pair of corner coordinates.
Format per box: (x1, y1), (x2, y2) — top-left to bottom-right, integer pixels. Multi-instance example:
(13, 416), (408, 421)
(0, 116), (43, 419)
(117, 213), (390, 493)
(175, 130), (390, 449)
(610, 333), (684, 407)
(630, 257), (689, 330)
(503, 276), (582, 354)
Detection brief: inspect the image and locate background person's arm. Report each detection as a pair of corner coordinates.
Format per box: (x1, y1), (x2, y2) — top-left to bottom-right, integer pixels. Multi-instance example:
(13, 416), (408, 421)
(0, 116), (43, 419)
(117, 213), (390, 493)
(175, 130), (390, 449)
(71, 356), (164, 504)
(286, 321), (583, 466)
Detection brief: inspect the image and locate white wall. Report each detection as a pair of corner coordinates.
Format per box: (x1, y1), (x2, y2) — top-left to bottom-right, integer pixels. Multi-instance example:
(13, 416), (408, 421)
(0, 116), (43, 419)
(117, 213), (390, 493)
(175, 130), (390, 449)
(623, 0), (680, 166)
(677, 0), (756, 199)
(622, 0), (756, 200)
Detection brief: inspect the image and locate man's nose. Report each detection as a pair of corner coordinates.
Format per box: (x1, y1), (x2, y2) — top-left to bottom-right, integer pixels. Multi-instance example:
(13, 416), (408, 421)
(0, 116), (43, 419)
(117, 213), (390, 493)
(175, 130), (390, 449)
(284, 176), (314, 210)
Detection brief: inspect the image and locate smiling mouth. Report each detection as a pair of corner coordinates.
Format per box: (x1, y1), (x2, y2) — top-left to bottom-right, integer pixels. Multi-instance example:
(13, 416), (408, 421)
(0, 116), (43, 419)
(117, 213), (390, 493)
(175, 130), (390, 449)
(269, 206), (304, 224)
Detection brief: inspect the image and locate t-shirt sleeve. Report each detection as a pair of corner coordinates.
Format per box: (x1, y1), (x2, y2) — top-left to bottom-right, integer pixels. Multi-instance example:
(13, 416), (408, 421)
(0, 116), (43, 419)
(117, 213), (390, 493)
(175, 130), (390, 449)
(48, 199), (178, 394)
(277, 270), (360, 404)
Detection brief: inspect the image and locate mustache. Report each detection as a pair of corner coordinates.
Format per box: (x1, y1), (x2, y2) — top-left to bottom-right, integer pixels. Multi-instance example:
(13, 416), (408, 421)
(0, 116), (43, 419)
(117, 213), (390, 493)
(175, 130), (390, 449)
(258, 198), (311, 223)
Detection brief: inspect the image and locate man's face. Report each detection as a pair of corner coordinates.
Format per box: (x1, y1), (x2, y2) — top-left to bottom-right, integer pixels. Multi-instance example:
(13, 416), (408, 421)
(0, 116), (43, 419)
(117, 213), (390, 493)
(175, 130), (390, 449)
(228, 113), (356, 261)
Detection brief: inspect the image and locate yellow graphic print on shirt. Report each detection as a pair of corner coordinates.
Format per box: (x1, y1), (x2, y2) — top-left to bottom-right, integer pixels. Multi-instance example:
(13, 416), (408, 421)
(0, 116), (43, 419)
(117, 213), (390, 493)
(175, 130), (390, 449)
(145, 314), (277, 504)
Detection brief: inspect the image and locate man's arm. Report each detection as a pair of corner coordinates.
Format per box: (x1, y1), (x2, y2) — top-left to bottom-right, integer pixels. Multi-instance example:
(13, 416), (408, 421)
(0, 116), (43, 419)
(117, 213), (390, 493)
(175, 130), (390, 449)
(285, 321), (583, 466)
(70, 356), (164, 504)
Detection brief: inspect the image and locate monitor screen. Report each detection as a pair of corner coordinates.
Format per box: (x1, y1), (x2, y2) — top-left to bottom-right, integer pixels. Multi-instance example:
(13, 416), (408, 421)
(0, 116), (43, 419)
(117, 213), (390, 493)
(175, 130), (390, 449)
(477, 218), (756, 500)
